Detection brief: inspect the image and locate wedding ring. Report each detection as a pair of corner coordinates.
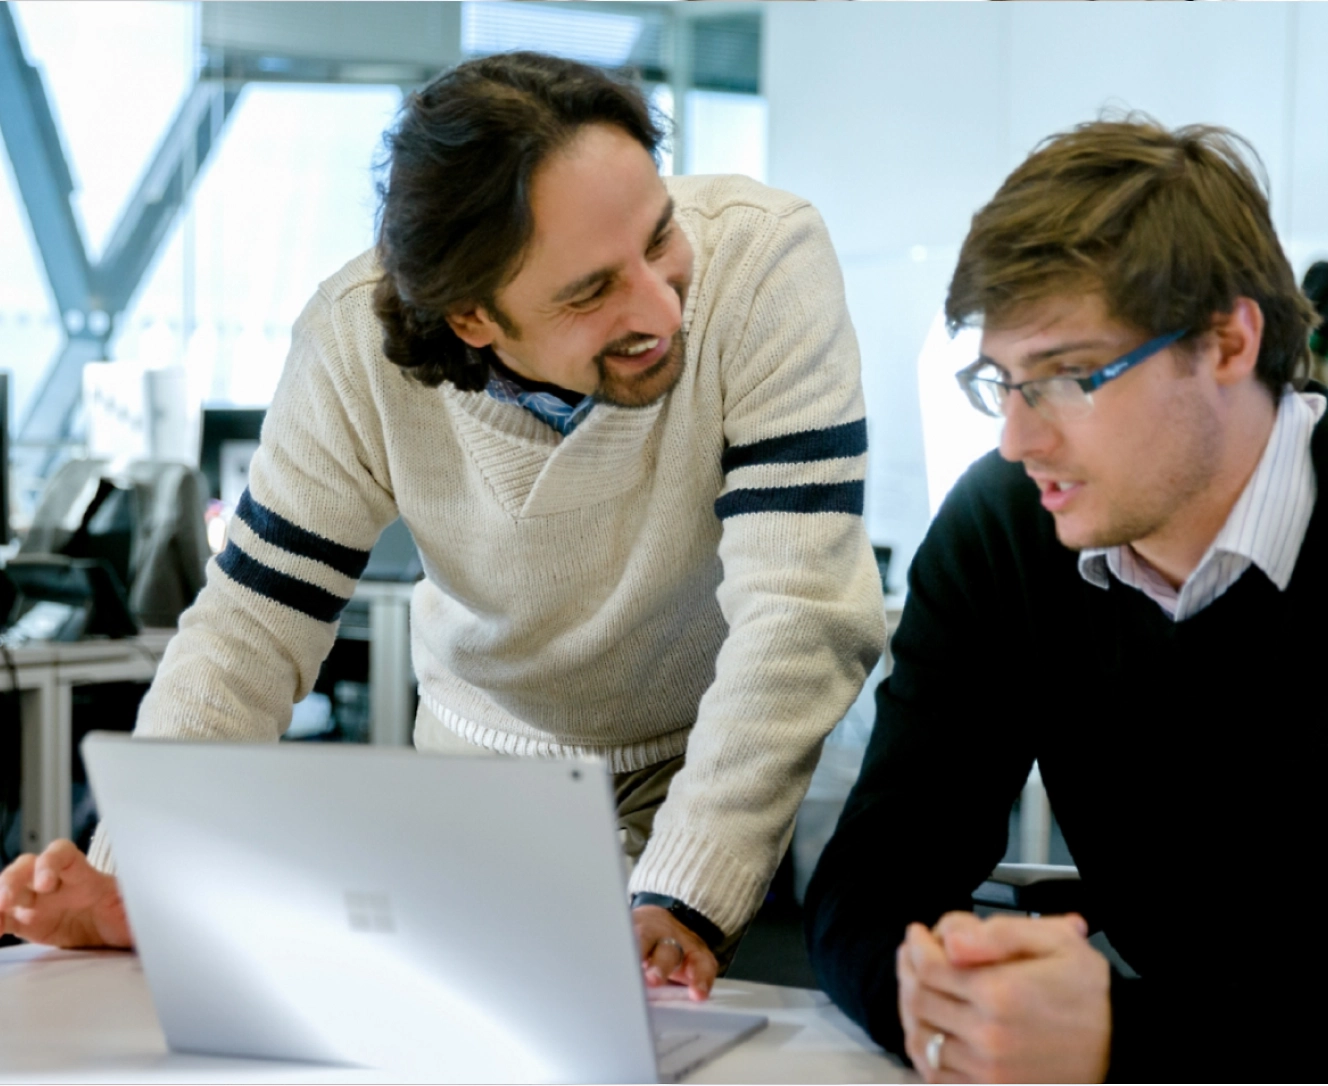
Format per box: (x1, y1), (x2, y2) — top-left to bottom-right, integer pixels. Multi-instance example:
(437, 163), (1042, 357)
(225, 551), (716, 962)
(925, 1030), (946, 1072)
(658, 937), (685, 962)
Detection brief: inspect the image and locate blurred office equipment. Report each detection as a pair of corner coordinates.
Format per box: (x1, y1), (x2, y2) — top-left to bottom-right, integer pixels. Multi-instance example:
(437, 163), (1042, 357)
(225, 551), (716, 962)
(1, 371), (10, 547)
(348, 521), (423, 746)
(1304, 260), (1328, 382)
(872, 544), (892, 594)
(362, 516), (424, 583)
(2, 555), (137, 643)
(83, 361), (194, 465)
(974, 863), (1084, 919)
(0, 633), (171, 858)
(198, 406), (264, 511)
(82, 361), (149, 463)
(19, 458), (209, 629)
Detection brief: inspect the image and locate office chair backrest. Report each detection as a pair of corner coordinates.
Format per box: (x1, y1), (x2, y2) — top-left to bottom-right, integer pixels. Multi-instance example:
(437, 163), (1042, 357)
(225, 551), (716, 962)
(21, 459), (210, 629)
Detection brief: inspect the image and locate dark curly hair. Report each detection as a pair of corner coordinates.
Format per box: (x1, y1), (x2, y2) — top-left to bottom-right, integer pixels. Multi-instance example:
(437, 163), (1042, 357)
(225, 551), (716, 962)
(373, 52), (665, 391)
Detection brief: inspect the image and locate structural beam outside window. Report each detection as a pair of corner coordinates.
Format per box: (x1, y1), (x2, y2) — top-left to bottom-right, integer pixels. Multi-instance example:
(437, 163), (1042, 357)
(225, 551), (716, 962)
(0, 3), (241, 479)
(0, 3), (96, 360)
(1, 0), (755, 489)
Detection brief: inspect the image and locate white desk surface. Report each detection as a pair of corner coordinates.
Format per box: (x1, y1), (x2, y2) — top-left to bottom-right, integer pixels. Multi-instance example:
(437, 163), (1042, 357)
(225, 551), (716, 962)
(0, 944), (912, 1084)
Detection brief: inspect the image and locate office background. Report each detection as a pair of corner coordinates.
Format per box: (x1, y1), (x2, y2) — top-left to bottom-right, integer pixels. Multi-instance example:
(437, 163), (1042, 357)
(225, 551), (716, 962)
(2, 0), (1325, 989)
(3, 0), (1327, 572)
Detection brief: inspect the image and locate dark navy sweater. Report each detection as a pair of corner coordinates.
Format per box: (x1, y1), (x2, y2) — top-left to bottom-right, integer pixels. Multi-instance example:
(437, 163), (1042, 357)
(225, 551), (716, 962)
(805, 417), (1326, 1082)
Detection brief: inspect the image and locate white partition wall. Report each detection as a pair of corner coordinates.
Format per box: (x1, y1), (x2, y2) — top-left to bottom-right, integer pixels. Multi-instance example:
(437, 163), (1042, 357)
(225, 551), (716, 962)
(765, 1), (1328, 575)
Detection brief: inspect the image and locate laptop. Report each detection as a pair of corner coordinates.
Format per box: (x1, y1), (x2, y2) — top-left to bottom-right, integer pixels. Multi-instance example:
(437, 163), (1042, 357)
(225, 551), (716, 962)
(81, 733), (766, 1083)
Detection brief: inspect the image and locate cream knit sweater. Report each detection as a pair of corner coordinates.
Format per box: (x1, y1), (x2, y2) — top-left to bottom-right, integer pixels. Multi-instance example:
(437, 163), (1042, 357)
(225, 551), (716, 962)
(90, 174), (886, 935)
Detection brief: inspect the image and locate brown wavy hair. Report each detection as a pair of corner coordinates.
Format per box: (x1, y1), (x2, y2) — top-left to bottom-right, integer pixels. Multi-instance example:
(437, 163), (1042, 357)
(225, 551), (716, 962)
(373, 52), (664, 391)
(946, 115), (1319, 398)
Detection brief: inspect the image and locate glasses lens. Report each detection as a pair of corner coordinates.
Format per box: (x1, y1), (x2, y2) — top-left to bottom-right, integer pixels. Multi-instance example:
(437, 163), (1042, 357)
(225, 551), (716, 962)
(1033, 378), (1092, 421)
(971, 378), (1007, 417)
(957, 366), (1007, 417)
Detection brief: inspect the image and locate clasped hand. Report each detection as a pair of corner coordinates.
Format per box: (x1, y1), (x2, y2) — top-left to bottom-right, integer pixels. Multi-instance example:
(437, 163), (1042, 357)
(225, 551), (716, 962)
(897, 911), (1111, 1084)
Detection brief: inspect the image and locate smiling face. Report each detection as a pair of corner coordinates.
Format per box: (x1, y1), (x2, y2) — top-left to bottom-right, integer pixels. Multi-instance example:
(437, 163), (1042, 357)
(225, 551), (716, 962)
(985, 292), (1225, 556)
(446, 123), (693, 407)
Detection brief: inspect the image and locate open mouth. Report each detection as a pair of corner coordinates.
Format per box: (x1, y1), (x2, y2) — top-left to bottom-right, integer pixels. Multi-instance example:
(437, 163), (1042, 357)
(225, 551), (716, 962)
(1038, 479), (1084, 512)
(604, 335), (670, 369)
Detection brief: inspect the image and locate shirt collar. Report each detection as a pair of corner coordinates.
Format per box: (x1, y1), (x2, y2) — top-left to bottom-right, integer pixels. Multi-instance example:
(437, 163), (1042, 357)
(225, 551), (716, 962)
(1078, 388), (1324, 594)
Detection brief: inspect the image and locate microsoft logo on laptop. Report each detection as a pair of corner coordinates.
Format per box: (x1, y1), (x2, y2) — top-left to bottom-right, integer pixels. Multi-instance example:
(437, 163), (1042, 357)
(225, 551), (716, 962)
(344, 891), (396, 933)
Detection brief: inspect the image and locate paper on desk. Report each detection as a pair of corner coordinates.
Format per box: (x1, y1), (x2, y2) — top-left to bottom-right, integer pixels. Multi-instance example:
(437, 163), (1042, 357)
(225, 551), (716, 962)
(646, 982), (831, 1008)
(0, 942), (110, 967)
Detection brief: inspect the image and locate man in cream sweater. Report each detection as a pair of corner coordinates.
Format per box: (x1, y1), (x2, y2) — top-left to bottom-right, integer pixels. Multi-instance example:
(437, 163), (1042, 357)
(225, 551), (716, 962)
(0, 53), (884, 996)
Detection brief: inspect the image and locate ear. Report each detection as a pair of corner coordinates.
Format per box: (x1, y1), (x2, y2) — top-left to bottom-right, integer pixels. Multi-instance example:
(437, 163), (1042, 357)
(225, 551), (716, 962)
(1208, 296), (1264, 388)
(445, 304), (500, 349)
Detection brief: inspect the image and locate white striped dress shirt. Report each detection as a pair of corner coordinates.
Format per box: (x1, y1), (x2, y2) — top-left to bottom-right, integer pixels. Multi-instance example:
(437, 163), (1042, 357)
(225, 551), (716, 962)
(1078, 389), (1325, 621)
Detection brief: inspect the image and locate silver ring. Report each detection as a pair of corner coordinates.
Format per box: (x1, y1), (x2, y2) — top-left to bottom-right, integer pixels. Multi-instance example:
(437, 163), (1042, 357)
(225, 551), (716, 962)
(658, 937), (685, 961)
(925, 1030), (946, 1072)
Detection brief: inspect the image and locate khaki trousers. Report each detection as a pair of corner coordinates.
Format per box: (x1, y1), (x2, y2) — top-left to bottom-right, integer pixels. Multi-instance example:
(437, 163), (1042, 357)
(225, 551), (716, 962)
(415, 703), (745, 970)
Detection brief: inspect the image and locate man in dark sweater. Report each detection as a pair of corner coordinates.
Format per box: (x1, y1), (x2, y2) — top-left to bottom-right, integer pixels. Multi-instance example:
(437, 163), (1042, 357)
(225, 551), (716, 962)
(805, 118), (1323, 1083)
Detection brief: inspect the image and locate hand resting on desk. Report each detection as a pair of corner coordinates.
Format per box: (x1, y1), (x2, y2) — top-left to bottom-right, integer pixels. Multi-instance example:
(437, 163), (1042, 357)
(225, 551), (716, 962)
(633, 903), (718, 1002)
(0, 839), (132, 948)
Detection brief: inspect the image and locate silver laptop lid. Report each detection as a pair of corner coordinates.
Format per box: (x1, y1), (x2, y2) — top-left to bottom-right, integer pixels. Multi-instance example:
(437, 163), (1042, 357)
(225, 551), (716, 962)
(82, 734), (659, 1083)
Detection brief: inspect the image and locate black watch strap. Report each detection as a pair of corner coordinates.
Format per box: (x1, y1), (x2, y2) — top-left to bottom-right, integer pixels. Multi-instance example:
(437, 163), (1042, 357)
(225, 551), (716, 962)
(630, 892), (725, 951)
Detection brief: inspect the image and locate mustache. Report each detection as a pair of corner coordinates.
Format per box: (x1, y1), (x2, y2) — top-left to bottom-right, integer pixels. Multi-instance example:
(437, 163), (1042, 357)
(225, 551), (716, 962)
(597, 281), (688, 359)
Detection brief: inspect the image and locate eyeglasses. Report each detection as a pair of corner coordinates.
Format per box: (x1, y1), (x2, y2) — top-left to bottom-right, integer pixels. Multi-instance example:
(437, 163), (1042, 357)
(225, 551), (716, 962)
(955, 328), (1188, 422)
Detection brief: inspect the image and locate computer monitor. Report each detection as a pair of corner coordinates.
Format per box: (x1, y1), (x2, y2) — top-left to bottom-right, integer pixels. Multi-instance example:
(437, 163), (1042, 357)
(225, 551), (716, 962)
(196, 405), (421, 581)
(198, 407), (265, 507)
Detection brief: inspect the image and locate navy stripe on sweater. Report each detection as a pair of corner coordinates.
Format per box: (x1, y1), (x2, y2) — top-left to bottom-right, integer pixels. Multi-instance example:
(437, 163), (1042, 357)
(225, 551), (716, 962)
(235, 489), (371, 579)
(217, 543), (349, 623)
(721, 419), (867, 473)
(715, 480), (864, 520)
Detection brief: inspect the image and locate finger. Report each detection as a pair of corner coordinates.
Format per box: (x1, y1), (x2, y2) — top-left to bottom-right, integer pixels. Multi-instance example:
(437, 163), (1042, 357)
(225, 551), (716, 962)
(897, 942), (920, 1036)
(902, 1025), (926, 1078)
(911, 977), (978, 1039)
(677, 944), (717, 1001)
(0, 853), (38, 911)
(942, 912), (1085, 966)
(932, 911), (984, 940)
(644, 938), (688, 985)
(1062, 911), (1090, 938)
(904, 921), (947, 972)
(911, 1018), (987, 1084)
(33, 839), (86, 894)
(906, 924), (975, 1002)
(907, 1018), (948, 1083)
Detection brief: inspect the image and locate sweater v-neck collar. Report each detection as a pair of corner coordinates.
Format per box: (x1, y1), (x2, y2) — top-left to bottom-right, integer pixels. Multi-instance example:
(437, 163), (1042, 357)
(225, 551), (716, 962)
(443, 382), (666, 518)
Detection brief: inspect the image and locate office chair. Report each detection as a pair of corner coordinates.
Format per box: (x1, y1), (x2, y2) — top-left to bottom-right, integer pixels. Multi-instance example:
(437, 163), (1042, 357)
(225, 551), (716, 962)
(974, 862), (1085, 918)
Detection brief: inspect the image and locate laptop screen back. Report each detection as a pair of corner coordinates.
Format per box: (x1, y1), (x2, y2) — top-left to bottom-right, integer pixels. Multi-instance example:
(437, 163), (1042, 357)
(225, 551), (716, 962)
(83, 735), (659, 1083)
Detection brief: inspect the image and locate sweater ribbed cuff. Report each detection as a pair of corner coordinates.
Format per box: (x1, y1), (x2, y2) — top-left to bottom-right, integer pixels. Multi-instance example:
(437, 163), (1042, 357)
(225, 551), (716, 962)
(627, 823), (769, 937)
(85, 823), (116, 876)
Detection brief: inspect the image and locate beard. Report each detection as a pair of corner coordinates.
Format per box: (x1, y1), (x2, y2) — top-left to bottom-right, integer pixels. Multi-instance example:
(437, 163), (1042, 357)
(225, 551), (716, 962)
(1052, 390), (1221, 553)
(592, 329), (687, 409)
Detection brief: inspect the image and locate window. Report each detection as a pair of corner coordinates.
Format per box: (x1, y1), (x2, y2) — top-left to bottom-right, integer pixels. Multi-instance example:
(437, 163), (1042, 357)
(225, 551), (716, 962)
(916, 311), (1002, 515)
(111, 84), (400, 407)
(2, 0), (768, 453)
(462, 1), (765, 180)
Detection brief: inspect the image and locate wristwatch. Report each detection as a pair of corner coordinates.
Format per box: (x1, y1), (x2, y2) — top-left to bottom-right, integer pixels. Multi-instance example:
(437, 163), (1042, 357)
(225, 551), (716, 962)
(630, 892), (724, 951)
